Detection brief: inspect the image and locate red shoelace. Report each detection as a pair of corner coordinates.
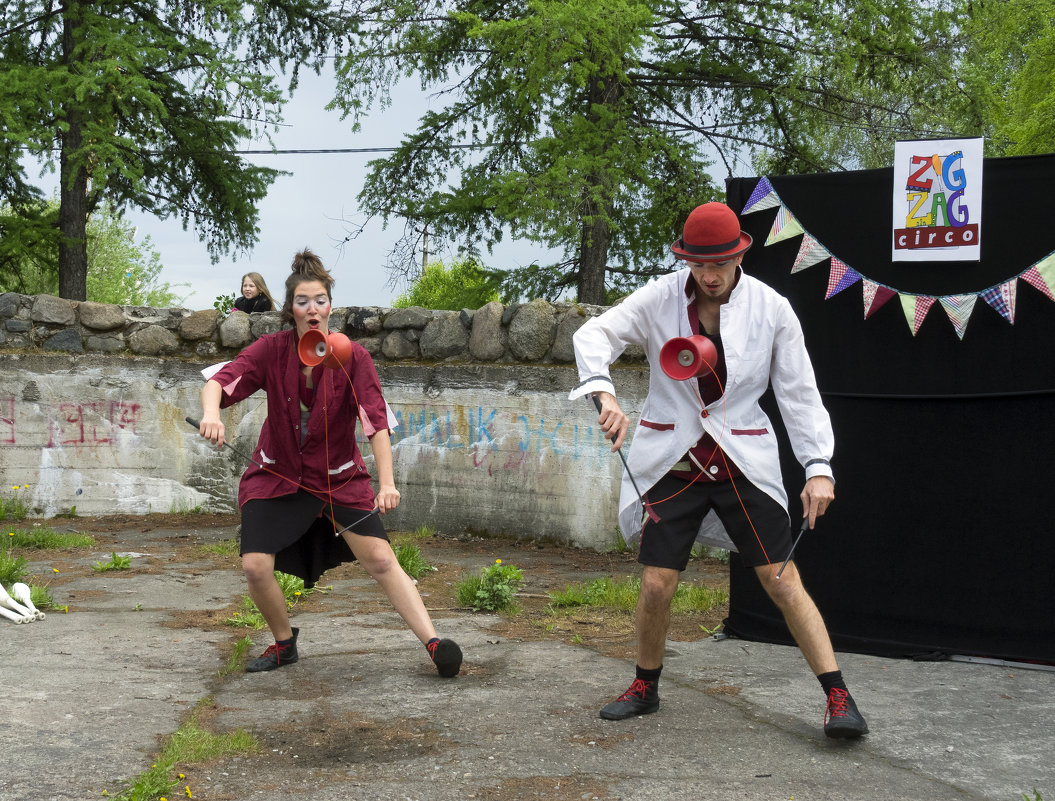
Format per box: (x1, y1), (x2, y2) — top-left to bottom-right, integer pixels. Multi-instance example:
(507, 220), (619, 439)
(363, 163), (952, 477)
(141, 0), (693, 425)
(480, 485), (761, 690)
(260, 642), (291, 665)
(617, 678), (653, 701)
(427, 640), (439, 660)
(825, 687), (850, 723)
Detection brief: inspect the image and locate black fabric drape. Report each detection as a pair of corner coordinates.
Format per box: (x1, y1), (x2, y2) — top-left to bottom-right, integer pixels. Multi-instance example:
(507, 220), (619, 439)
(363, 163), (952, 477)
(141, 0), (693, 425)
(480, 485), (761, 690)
(721, 158), (1055, 662)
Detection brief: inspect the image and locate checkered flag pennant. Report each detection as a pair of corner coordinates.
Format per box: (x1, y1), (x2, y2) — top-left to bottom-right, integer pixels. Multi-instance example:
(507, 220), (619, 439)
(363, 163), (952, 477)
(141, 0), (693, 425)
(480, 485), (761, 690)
(900, 294), (937, 336)
(741, 177), (780, 215)
(764, 205), (805, 246)
(862, 279), (897, 319)
(980, 280), (1018, 323)
(1020, 253), (1055, 301)
(939, 294), (978, 340)
(825, 259), (862, 299)
(791, 234), (830, 274)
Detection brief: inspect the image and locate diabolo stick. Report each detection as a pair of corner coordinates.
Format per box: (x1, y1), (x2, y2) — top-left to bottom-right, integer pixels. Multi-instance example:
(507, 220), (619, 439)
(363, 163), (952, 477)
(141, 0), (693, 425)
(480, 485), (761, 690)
(185, 417), (266, 470)
(590, 394), (649, 519)
(776, 517), (811, 579)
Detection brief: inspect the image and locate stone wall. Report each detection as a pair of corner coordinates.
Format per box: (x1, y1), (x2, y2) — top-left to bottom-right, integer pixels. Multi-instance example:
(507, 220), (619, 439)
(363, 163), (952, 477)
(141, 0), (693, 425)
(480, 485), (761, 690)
(0, 293), (648, 549)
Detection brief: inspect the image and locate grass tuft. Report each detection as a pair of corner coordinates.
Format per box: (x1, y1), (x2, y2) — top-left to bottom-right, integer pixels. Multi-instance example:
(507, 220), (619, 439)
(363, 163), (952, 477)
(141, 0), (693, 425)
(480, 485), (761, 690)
(6, 528), (95, 549)
(547, 576), (727, 615)
(394, 543), (434, 580)
(0, 549), (29, 585)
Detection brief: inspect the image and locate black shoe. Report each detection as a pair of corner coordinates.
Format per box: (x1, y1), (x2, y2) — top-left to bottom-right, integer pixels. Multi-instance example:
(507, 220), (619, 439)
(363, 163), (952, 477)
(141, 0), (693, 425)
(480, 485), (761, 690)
(246, 627), (299, 673)
(428, 638), (462, 678)
(600, 679), (660, 720)
(824, 688), (869, 738)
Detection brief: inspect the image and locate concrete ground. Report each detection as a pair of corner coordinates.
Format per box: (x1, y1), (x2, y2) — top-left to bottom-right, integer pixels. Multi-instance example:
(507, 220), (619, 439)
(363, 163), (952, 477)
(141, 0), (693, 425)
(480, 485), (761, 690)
(2, 522), (1052, 801)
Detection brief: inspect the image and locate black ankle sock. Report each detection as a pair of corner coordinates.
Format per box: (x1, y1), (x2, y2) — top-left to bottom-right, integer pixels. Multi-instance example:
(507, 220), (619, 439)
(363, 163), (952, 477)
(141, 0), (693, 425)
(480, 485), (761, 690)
(276, 634), (295, 647)
(427, 637), (439, 649)
(636, 665), (662, 684)
(818, 670), (847, 696)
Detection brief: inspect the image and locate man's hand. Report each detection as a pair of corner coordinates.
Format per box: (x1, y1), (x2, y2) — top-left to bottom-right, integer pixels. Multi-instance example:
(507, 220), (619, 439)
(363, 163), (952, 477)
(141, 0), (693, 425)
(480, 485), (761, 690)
(800, 475), (835, 529)
(593, 391), (630, 451)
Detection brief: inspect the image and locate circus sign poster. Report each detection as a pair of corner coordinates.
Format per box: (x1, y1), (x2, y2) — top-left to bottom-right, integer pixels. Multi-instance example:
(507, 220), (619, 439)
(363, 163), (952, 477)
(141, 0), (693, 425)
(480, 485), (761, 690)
(892, 137), (984, 262)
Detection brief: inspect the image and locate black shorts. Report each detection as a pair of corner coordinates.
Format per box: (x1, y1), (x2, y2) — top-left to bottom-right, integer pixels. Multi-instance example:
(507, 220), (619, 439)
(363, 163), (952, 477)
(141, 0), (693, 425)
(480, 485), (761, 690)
(241, 490), (388, 588)
(638, 473), (792, 570)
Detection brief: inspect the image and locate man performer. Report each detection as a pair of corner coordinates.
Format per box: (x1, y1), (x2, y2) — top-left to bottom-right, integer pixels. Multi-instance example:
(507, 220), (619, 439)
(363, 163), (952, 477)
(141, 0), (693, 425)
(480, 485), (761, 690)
(569, 201), (868, 738)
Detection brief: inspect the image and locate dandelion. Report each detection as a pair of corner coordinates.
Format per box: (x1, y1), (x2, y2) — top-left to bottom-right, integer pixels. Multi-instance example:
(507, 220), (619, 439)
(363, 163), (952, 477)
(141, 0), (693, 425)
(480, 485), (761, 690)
(53, 568), (59, 573)
(11, 486), (17, 491)
(185, 785), (192, 798)
(178, 774), (184, 780)
(160, 797), (167, 801)
(294, 591), (301, 596)
(495, 559), (502, 564)
(7, 532), (12, 537)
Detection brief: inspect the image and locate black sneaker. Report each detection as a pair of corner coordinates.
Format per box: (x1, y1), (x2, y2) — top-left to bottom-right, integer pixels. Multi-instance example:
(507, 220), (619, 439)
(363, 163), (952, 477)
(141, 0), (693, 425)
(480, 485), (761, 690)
(823, 688), (869, 738)
(427, 638), (462, 678)
(599, 678), (660, 720)
(246, 627), (299, 673)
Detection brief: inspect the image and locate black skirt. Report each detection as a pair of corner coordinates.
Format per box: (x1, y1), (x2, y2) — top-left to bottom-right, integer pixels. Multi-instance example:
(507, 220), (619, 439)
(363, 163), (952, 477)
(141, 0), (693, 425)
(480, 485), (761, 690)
(241, 490), (388, 588)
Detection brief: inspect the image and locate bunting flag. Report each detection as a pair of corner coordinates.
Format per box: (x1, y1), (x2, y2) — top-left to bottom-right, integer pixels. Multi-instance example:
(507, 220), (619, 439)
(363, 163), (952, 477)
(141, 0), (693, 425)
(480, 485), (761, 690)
(825, 259), (862, 299)
(754, 180), (1055, 338)
(741, 178), (780, 215)
(791, 234), (831, 274)
(862, 280), (898, 319)
(765, 206), (805, 246)
(981, 281), (1017, 323)
(901, 295), (937, 336)
(1020, 253), (1055, 301)
(939, 295), (978, 340)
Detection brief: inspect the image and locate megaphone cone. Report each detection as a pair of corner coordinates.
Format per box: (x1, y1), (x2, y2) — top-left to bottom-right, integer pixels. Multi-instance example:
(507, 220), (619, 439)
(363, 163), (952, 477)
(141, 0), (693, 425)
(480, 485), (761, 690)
(659, 335), (718, 381)
(297, 327), (329, 367)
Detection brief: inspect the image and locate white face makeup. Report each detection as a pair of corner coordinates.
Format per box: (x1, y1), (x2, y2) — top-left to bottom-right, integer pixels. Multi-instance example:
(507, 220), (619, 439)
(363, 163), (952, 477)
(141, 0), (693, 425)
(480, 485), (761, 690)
(291, 280), (331, 337)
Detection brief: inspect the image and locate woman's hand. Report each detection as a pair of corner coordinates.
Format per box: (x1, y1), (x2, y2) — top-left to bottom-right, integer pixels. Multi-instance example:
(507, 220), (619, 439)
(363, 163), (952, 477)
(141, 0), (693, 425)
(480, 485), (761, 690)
(375, 483), (401, 514)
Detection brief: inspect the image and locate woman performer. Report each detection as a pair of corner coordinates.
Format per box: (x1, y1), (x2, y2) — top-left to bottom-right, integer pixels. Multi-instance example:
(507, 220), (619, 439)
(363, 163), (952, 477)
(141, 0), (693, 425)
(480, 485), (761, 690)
(197, 249), (461, 677)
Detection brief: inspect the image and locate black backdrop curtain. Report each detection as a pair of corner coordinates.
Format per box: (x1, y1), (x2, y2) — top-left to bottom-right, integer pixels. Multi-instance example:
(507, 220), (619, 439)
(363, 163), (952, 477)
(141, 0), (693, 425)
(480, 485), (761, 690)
(722, 157), (1055, 662)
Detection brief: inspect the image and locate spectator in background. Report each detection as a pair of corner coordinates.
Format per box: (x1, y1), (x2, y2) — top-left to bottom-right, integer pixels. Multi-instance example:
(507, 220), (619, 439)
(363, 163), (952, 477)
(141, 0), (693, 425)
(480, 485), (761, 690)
(233, 272), (275, 313)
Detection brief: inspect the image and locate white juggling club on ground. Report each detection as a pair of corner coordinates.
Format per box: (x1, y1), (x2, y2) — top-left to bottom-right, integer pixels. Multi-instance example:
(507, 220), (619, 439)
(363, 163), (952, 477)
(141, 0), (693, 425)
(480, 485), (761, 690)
(11, 583), (44, 620)
(0, 583), (35, 623)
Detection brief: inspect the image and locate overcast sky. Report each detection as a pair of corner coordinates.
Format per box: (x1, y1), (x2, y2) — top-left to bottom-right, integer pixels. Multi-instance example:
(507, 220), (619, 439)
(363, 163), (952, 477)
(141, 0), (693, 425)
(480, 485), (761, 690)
(123, 67), (555, 311)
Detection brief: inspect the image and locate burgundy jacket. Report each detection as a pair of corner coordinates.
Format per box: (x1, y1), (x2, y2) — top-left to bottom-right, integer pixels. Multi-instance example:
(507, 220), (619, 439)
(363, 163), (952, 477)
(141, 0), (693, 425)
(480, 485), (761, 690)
(211, 329), (390, 510)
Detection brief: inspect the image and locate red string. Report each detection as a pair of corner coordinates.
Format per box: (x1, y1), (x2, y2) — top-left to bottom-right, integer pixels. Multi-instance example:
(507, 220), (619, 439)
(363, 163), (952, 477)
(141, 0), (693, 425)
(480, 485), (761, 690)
(633, 358), (773, 567)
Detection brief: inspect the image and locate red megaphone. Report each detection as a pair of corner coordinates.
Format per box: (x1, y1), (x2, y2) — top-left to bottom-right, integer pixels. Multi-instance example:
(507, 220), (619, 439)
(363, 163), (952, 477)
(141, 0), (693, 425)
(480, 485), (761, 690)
(659, 335), (718, 381)
(297, 328), (353, 369)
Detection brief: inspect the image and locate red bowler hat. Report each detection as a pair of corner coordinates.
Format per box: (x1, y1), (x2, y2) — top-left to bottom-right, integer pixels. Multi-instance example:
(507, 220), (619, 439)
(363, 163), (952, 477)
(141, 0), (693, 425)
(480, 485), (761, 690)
(670, 202), (753, 263)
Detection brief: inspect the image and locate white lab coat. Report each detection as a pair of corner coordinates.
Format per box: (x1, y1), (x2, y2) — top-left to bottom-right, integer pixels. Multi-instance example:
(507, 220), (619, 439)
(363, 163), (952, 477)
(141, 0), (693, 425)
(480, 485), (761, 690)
(569, 267), (835, 550)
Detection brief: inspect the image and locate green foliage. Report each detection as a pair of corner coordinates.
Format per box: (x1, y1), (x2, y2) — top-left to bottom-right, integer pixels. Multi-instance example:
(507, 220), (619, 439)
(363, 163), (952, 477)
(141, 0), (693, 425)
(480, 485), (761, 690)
(109, 698), (257, 800)
(394, 543), (435, 581)
(455, 559), (524, 613)
(5, 528), (95, 549)
(0, 484), (30, 520)
(547, 576), (727, 615)
(214, 293), (236, 315)
(548, 576), (642, 612)
(393, 257), (506, 310)
(952, 0), (1055, 156)
(333, 0), (957, 303)
(0, 200), (188, 306)
(224, 571), (317, 628)
(29, 583), (54, 611)
(219, 635), (255, 678)
(92, 552), (132, 572)
(201, 538), (239, 557)
(0, 550), (29, 586)
(0, 1), (338, 299)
